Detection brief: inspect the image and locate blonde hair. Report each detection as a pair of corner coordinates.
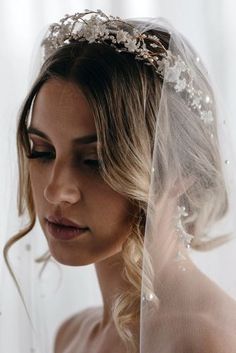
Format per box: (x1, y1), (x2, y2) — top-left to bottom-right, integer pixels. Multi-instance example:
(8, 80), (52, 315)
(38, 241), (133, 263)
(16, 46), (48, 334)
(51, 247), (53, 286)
(3, 24), (231, 352)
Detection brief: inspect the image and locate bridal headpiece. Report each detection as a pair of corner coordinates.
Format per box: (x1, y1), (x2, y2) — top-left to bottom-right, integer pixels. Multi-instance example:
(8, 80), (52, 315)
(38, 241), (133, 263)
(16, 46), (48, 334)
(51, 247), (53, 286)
(41, 9), (214, 127)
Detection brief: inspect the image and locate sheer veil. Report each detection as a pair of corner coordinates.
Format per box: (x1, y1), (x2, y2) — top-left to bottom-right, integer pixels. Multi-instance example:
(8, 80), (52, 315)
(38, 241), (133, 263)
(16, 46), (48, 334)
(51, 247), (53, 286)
(1, 10), (236, 353)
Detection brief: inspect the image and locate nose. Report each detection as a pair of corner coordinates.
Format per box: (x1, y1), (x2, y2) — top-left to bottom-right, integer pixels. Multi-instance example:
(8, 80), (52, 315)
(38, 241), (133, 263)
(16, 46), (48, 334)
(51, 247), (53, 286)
(43, 162), (82, 206)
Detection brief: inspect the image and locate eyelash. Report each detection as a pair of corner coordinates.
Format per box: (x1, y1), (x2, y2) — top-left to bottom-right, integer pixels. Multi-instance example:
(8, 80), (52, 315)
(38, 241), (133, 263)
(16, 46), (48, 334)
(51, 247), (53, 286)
(27, 150), (100, 169)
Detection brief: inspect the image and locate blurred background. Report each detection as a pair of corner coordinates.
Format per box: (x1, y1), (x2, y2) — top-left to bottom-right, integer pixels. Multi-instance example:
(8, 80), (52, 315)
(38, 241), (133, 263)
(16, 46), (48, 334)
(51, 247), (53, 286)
(0, 0), (236, 351)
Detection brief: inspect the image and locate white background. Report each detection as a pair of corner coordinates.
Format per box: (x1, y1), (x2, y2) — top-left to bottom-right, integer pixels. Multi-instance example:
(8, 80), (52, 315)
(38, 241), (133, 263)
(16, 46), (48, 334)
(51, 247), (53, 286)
(1, 1), (236, 351)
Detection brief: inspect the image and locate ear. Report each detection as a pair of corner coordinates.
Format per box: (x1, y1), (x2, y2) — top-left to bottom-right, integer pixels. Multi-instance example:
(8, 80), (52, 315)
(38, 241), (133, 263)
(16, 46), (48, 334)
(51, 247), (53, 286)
(168, 176), (196, 198)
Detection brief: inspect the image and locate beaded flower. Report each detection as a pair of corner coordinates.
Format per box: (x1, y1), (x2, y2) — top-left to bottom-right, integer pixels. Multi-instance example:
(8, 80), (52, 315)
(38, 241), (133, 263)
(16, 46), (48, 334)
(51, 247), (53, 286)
(41, 9), (214, 127)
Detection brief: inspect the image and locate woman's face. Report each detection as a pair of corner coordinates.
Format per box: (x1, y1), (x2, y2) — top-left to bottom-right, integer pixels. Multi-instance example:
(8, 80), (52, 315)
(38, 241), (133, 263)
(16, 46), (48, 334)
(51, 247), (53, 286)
(28, 78), (135, 266)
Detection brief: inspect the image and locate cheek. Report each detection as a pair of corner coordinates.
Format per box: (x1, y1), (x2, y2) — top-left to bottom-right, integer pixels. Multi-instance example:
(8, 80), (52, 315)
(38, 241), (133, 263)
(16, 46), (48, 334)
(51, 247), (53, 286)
(88, 188), (135, 248)
(89, 183), (134, 231)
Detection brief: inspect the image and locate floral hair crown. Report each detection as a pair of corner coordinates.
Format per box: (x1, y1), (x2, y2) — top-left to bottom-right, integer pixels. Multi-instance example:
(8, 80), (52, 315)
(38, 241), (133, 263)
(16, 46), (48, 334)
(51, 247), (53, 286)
(41, 9), (214, 127)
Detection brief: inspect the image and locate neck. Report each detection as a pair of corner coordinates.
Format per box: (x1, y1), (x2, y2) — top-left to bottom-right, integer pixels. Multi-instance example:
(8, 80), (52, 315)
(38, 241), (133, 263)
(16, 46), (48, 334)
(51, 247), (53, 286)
(94, 250), (128, 329)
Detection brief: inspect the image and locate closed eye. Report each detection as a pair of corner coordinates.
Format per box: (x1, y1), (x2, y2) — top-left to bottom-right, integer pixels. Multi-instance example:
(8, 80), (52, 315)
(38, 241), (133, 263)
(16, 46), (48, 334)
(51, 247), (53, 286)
(27, 150), (54, 162)
(27, 150), (100, 169)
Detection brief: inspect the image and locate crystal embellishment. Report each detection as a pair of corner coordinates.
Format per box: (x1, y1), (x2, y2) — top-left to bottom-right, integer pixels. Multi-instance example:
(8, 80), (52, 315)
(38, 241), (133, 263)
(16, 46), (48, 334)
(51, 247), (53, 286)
(175, 205), (194, 248)
(142, 292), (154, 302)
(41, 9), (214, 128)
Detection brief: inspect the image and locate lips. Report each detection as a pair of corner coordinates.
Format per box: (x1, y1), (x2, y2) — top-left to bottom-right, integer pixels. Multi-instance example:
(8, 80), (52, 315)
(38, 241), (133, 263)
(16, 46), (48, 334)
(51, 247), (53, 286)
(46, 216), (87, 229)
(45, 216), (89, 240)
(46, 220), (89, 240)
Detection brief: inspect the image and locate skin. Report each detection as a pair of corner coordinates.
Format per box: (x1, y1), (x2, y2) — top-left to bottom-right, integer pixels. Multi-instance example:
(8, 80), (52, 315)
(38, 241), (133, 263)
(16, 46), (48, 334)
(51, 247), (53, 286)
(28, 78), (236, 353)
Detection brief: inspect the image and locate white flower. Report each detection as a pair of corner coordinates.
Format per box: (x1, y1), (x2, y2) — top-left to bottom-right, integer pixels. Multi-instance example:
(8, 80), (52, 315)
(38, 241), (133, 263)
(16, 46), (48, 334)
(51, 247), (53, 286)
(150, 43), (158, 48)
(57, 33), (66, 45)
(139, 48), (150, 58)
(51, 37), (58, 46)
(96, 9), (103, 15)
(156, 59), (168, 75)
(83, 28), (97, 42)
(185, 233), (194, 243)
(177, 205), (188, 218)
(83, 24), (100, 42)
(191, 96), (201, 107)
(57, 24), (71, 44)
(124, 38), (138, 52)
(72, 22), (82, 36)
(116, 30), (130, 43)
(201, 111), (214, 124)
(103, 29), (110, 39)
(165, 56), (187, 83)
(175, 78), (187, 92)
(175, 56), (187, 73)
(165, 65), (181, 83)
(95, 23), (107, 37)
(49, 23), (59, 30)
(133, 28), (140, 36)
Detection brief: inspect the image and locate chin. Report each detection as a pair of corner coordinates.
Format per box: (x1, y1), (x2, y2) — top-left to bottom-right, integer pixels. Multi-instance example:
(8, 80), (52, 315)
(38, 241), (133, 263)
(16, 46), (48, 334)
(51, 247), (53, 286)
(48, 247), (94, 266)
(49, 245), (123, 267)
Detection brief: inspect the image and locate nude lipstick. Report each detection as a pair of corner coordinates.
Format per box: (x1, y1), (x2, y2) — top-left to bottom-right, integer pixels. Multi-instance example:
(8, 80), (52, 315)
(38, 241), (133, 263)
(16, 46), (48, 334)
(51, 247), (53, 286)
(46, 217), (89, 240)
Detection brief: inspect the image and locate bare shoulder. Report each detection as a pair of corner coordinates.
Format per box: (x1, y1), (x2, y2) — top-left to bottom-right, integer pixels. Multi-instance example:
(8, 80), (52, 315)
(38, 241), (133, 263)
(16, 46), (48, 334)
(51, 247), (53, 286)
(151, 305), (236, 353)
(187, 312), (236, 353)
(184, 267), (236, 352)
(160, 311), (236, 353)
(54, 306), (102, 353)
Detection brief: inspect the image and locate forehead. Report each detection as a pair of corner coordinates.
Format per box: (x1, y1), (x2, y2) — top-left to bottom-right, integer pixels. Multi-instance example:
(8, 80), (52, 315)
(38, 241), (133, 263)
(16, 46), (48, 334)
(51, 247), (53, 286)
(30, 78), (96, 138)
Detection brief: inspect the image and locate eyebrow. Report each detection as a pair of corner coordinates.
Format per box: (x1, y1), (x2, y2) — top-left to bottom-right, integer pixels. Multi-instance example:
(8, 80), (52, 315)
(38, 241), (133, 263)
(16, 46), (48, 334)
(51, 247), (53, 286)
(27, 126), (97, 145)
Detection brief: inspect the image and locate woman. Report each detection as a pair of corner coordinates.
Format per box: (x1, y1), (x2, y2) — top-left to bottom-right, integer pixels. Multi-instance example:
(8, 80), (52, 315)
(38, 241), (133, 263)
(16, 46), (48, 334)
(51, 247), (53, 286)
(3, 9), (236, 353)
